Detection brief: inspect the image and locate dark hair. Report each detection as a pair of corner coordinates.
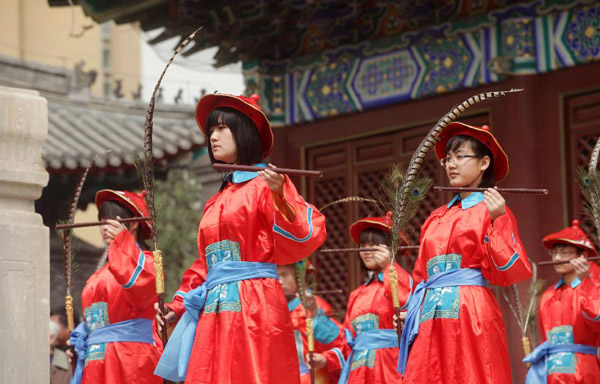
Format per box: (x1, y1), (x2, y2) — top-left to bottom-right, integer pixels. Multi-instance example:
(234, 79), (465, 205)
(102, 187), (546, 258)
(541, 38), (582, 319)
(551, 243), (586, 255)
(50, 306), (80, 328)
(98, 199), (148, 249)
(359, 228), (390, 246)
(446, 135), (495, 188)
(205, 107), (264, 165)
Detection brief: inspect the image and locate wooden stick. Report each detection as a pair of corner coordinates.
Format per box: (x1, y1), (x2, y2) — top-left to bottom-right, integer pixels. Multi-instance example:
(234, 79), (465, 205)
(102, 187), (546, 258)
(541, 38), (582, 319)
(537, 256), (600, 266)
(320, 245), (419, 253)
(311, 289), (344, 295)
(433, 187), (548, 195)
(55, 217), (151, 230)
(213, 163), (323, 178)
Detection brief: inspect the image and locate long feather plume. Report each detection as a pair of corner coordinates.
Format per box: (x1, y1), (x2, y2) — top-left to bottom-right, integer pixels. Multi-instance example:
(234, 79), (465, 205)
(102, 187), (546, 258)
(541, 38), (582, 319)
(61, 163), (92, 331)
(579, 135), (600, 239)
(135, 26), (202, 250)
(319, 196), (378, 211)
(133, 27), (202, 357)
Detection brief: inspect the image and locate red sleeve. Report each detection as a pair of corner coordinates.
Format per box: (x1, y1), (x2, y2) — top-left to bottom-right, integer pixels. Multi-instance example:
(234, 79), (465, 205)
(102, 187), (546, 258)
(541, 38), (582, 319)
(312, 298), (346, 383)
(260, 177), (327, 264)
(481, 207), (532, 286)
(107, 230), (157, 308)
(168, 225), (208, 318)
(413, 210), (439, 284)
(580, 277), (600, 331)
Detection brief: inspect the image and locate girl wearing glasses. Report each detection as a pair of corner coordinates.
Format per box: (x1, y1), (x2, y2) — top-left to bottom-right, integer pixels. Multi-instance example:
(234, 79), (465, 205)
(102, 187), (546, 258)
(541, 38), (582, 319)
(399, 122), (532, 383)
(522, 220), (600, 384)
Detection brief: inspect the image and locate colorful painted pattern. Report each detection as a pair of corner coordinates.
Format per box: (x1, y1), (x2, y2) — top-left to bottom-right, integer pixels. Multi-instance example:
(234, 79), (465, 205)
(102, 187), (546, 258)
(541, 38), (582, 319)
(244, 1), (599, 126)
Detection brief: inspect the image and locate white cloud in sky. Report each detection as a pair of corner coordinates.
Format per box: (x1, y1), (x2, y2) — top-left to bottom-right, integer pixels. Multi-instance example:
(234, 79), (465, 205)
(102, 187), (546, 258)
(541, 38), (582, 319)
(141, 30), (245, 106)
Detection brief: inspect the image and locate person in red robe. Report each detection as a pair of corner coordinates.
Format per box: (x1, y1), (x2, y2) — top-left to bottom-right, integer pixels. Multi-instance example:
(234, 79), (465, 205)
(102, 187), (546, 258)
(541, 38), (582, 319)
(399, 122), (532, 383)
(523, 220), (600, 383)
(154, 93), (327, 384)
(277, 262), (346, 384)
(339, 213), (412, 383)
(69, 189), (162, 384)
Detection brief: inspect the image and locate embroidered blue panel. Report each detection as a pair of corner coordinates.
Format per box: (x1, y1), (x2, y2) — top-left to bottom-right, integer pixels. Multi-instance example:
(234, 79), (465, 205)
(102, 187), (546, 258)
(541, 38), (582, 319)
(84, 302), (109, 363)
(204, 240), (243, 314)
(547, 325), (577, 374)
(350, 313), (379, 371)
(420, 254), (462, 323)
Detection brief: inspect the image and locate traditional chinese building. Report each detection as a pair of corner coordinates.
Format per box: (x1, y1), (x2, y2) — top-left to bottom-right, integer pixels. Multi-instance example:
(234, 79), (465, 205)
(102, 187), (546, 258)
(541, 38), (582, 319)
(50, 1), (600, 381)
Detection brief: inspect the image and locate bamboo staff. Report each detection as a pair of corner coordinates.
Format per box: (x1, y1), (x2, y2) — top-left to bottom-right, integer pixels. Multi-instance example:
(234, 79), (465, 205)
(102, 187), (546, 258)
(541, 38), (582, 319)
(55, 217), (151, 230)
(433, 187), (548, 195)
(320, 245), (419, 253)
(307, 317), (316, 384)
(213, 163), (323, 178)
(537, 256), (600, 266)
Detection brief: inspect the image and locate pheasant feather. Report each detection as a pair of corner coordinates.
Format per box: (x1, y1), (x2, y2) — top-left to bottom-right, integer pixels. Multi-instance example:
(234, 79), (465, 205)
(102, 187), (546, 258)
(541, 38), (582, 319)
(60, 163), (92, 331)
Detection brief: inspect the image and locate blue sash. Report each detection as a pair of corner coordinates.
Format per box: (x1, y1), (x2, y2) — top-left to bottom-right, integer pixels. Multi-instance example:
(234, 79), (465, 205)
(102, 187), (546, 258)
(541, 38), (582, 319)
(523, 341), (598, 384)
(69, 318), (154, 384)
(398, 268), (488, 375)
(338, 329), (398, 384)
(154, 261), (278, 382)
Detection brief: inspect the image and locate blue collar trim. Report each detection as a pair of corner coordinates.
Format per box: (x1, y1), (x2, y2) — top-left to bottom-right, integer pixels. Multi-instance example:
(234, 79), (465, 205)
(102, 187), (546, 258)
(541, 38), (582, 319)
(447, 192), (485, 210)
(555, 277), (582, 289)
(288, 297), (301, 312)
(364, 271), (384, 285)
(232, 162), (267, 184)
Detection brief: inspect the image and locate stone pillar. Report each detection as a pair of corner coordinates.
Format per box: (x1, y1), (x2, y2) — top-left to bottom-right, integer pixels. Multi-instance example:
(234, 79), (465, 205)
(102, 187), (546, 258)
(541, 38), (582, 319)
(0, 86), (49, 383)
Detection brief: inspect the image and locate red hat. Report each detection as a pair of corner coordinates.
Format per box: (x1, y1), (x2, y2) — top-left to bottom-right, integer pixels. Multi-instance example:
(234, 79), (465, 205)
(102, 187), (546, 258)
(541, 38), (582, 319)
(95, 189), (152, 239)
(350, 213), (393, 244)
(434, 122), (509, 182)
(542, 219), (597, 257)
(195, 93), (274, 157)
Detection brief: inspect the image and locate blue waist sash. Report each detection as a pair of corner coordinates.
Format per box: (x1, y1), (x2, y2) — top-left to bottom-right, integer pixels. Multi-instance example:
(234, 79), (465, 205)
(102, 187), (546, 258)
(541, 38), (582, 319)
(338, 329), (398, 384)
(154, 260), (278, 382)
(69, 318), (154, 384)
(523, 341), (598, 384)
(398, 268), (488, 375)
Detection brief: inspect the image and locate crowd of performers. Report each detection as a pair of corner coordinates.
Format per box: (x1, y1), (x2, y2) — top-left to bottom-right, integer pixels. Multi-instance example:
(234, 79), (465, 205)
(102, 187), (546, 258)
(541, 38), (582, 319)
(65, 93), (600, 384)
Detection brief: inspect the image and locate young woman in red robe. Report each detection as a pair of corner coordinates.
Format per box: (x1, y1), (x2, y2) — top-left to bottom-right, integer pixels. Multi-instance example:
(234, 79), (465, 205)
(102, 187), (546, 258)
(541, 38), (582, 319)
(277, 262), (346, 384)
(399, 122), (532, 383)
(523, 220), (600, 383)
(339, 214), (412, 383)
(154, 94), (327, 384)
(69, 190), (162, 384)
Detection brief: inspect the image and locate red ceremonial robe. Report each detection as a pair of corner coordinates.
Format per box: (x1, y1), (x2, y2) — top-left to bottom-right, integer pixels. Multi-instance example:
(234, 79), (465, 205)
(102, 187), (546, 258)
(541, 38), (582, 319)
(589, 262), (600, 290)
(343, 263), (412, 383)
(168, 171), (326, 384)
(537, 276), (600, 383)
(79, 230), (162, 384)
(403, 192), (532, 384)
(288, 295), (346, 384)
